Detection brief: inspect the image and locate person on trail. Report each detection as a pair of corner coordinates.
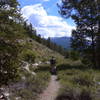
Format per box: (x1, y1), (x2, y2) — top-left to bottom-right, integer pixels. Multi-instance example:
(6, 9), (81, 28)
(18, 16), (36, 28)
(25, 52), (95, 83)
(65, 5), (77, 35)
(50, 57), (57, 75)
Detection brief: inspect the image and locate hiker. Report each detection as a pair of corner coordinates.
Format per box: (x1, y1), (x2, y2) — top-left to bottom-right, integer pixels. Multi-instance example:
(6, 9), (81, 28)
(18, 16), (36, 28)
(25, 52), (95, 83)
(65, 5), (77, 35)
(50, 57), (57, 75)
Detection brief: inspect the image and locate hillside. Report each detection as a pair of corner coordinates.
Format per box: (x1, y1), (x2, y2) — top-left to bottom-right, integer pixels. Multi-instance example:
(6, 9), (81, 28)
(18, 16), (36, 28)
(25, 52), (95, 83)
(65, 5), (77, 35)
(0, 1), (65, 98)
(51, 37), (71, 49)
(1, 0), (100, 100)
(19, 37), (65, 62)
(0, 36), (65, 99)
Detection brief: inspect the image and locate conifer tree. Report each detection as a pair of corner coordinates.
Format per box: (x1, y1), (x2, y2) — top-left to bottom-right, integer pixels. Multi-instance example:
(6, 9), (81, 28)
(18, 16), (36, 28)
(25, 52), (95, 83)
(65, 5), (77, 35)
(59, 0), (100, 68)
(0, 0), (23, 86)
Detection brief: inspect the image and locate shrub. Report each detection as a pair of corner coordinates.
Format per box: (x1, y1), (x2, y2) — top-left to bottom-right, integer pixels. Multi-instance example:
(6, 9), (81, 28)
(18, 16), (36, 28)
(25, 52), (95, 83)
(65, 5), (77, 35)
(57, 62), (98, 100)
(79, 87), (93, 100)
(81, 57), (92, 67)
(9, 71), (50, 100)
(0, 39), (21, 86)
(22, 49), (36, 63)
(69, 51), (79, 61)
(56, 87), (93, 100)
(73, 72), (94, 87)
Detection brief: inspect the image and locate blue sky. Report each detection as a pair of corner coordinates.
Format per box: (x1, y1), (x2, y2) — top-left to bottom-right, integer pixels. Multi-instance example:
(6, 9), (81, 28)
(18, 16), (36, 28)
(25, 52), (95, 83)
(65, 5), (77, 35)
(18, 0), (76, 38)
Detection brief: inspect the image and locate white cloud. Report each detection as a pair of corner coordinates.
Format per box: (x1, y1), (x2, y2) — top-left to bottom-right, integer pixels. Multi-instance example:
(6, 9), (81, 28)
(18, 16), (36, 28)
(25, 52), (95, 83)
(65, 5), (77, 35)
(21, 4), (75, 38)
(36, 0), (49, 1)
(43, 0), (49, 1)
(25, 0), (49, 2)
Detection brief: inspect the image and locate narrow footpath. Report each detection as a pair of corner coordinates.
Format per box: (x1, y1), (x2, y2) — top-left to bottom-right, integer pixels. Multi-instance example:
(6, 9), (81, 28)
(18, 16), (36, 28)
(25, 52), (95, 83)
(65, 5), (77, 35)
(38, 75), (60, 100)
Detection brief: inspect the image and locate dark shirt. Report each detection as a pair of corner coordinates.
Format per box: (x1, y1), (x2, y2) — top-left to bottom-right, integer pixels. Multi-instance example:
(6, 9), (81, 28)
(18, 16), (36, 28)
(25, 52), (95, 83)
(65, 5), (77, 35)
(50, 58), (56, 65)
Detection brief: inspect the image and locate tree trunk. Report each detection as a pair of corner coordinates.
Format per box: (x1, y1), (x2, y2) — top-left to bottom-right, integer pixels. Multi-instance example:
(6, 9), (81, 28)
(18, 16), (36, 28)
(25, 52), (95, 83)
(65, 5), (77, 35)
(96, 21), (100, 68)
(91, 27), (97, 68)
(96, 36), (100, 68)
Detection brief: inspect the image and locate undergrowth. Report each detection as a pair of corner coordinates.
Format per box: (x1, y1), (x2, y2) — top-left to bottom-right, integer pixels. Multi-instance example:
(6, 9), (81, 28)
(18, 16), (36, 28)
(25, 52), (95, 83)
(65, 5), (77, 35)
(9, 65), (50, 100)
(56, 60), (100, 100)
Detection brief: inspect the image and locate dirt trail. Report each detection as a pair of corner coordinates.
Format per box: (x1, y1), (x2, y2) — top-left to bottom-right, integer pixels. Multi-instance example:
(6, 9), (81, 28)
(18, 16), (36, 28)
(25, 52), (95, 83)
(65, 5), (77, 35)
(38, 75), (60, 100)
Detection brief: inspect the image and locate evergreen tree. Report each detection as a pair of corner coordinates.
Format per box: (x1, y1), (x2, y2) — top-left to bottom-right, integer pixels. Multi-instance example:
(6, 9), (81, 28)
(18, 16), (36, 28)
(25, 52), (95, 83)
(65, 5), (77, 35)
(0, 39), (20, 86)
(47, 37), (51, 47)
(59, 0), (100, 68)
(0, 0), (24, 86)
(71, 30), (87, 52)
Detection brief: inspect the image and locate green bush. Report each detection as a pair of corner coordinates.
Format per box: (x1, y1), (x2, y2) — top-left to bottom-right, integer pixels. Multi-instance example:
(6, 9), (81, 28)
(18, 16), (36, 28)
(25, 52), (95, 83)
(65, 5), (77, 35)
(0, 40), (21, 86)
(56, 86), (93, 100)
(70, 51), (79, 61)
(22, 50), (36, 63)
(9, 71), (50, 100)
(73, 72), (94, 87)
(57, 59), (100, 100)
(81, 57), (93, 67)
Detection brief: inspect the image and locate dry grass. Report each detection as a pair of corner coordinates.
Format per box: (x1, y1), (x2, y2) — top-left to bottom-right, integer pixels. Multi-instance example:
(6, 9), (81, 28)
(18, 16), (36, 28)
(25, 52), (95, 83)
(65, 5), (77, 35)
(56, 59), (100, 100)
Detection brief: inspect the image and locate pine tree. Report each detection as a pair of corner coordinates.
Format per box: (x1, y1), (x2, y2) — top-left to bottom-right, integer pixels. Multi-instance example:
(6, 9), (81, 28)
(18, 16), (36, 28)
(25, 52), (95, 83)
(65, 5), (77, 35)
(59, 0), (100, 68)
(71, 30), (87, 52)
(0, 0), (24, 86)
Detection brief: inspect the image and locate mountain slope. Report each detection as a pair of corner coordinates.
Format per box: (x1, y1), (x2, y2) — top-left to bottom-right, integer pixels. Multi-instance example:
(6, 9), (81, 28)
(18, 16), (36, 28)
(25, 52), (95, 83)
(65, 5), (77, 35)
(1, 37), (65, 99)
(51, 37), (71, 49)
(23, 38), (65, 62)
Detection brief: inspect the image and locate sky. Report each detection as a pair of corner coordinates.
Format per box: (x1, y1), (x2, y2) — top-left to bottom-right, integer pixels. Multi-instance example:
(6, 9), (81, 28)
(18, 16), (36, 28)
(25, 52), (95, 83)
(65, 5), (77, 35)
(18, 0), (76, 38)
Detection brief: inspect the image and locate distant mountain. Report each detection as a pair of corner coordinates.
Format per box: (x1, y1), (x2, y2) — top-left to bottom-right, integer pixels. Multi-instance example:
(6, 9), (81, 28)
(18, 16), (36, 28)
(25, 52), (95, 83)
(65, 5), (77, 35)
(51, 37), (71, 49)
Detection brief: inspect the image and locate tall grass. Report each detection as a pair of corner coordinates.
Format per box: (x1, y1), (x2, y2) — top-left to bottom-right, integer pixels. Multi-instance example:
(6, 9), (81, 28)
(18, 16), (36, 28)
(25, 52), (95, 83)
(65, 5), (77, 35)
(56, 59), (100, 100)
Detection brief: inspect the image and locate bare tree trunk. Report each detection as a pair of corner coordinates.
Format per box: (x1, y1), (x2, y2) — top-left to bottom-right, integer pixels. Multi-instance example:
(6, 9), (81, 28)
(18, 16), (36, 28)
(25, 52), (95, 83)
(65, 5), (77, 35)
(91, 27), (97, 68)
(96, 21), (100, 68)
(96, 36), (100, 68)
(91, 33), (96, 68)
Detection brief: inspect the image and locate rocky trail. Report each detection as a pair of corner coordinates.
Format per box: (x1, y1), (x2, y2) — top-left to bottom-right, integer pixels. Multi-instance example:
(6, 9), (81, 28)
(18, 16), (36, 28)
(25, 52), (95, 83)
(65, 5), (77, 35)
(38, 75), (60, 100)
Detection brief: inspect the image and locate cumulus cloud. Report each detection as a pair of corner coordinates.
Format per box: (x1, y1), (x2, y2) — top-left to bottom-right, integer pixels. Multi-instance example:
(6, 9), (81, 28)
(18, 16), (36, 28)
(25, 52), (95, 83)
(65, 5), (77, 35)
(21, 4), (75, 38)
(34, 0), (49, 1)
(43, 0), (49, 1)
(25, 0), (49, 2)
